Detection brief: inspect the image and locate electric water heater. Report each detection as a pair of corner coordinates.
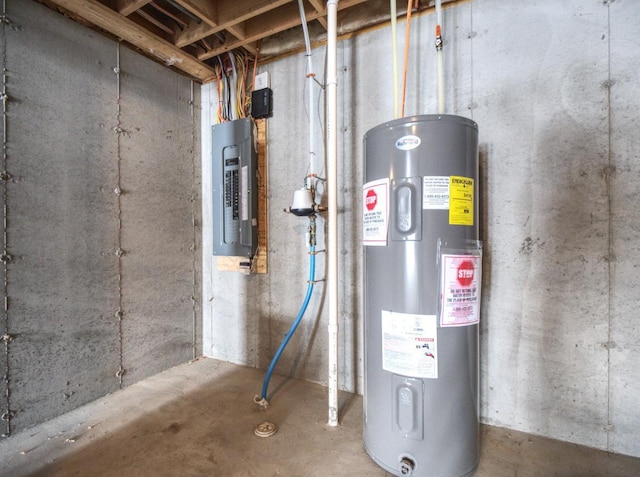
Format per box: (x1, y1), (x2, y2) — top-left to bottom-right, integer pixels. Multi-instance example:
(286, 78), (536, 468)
(363, 115), (481, 477)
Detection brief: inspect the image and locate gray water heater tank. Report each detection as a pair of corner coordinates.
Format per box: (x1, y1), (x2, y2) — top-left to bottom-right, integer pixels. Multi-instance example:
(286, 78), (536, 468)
(363, 115), (481, 477)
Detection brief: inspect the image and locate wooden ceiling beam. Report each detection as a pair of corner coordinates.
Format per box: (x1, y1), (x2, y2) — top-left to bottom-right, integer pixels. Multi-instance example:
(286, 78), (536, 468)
(175, 0), (292, 49)
(227, 24), (246, 41)
(175, 20), (219, 49)
(306, 0), (328, 29)
(135, 10), (175, 35)
(171, 0), (218, 26)
(198, 0), (367, 61)
(47, 0), (217, 82)
(242, 42), (258, 55)
(117, 0), (151, 17)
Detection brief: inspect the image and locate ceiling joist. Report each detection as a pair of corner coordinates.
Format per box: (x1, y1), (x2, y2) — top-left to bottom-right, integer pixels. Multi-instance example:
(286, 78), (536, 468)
(40, 1), (461, 83)
(47, 0), (217, 82)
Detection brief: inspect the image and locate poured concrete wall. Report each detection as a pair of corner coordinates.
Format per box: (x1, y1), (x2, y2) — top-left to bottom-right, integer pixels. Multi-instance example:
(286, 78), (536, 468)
(0, 0), (201, 437)
(203, 0), (640, 458)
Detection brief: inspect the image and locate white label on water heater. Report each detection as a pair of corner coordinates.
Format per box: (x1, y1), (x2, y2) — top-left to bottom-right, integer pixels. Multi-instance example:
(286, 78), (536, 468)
(363, 178), (390, 246)
(423, 176), (450, 209)
(381, 311), (438, 379)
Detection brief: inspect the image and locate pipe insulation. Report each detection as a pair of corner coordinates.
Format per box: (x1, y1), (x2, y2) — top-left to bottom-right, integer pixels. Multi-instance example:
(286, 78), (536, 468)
(326, 0), (339, 427)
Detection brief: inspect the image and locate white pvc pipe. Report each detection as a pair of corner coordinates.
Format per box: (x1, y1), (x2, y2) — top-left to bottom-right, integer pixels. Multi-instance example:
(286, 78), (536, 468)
(326, 0), (339, 427)
(435, 0), (445, 114)
(297, 0), (316, 184)
(437, 49), (444, 114)
(390, 0), (399, 118)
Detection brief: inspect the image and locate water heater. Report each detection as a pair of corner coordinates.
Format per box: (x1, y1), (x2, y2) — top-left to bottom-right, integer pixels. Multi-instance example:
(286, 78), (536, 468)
(363, 115), (481, 477)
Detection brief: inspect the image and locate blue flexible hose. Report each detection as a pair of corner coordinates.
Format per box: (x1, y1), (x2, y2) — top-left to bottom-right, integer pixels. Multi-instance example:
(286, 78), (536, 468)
(260, 245), (316, 400)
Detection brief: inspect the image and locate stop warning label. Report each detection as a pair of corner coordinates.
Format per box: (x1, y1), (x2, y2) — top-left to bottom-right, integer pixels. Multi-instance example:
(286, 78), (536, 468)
(363, 178), (389, 246)
(456, 260), (474, 286)
(440, 254), (481, 327)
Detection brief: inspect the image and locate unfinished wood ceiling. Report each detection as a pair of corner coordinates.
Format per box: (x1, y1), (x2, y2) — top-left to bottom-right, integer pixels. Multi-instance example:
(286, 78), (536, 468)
(40, 0), (454, 83)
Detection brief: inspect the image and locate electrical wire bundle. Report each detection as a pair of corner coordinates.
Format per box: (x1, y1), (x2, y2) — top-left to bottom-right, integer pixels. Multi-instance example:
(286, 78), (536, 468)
(214, 51), (254, 124)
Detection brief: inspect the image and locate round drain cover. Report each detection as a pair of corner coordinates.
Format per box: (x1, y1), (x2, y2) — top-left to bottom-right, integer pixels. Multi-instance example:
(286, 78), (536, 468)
(254, 421), (278, 438)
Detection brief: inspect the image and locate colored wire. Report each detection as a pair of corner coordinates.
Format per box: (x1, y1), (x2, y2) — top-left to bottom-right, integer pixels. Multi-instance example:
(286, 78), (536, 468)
(213, 51), (255, 123)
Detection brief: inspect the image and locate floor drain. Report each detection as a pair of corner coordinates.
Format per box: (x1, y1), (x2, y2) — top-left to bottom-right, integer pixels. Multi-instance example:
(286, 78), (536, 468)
(254, 421), (277, 438)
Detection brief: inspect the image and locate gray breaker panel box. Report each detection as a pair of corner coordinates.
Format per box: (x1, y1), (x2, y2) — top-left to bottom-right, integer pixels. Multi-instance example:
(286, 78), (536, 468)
(211, 118), (258, 259)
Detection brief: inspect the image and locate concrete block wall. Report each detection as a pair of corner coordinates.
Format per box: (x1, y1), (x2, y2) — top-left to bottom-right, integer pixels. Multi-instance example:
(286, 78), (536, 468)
(608, 0), (640, 457)
(0, 1), (201, 437)
(203, 0), (640, 458)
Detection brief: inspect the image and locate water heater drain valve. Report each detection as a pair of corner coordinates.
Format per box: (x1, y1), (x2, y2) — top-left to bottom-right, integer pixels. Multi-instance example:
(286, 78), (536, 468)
(399, 456), (416, 476)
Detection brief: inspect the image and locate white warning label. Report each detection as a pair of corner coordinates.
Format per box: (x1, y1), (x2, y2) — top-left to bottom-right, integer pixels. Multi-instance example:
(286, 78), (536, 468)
(381, 311), (438, 379)
(241, 165), (249, 221)
(363, 178), (389, 246)
(423, 176), (450, 209)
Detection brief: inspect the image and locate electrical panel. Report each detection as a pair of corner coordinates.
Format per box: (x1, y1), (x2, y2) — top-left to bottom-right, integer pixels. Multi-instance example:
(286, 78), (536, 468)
(212, 118), (258, 259)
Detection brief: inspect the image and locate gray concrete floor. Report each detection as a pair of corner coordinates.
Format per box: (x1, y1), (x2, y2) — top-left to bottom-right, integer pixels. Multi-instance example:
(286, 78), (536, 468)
(1, 358), (638, 477)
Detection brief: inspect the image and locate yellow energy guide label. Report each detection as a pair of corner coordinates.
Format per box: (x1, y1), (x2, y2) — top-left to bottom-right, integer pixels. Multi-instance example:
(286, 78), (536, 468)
(449, 176), (474, 226)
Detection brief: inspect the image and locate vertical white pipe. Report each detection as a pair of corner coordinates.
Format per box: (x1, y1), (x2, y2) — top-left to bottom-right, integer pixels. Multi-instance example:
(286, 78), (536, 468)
(326, 0), (339, 427)
(297, 0), (316, 184)
(435, 0), (445, 114)
(437, 50), (444, 114)
(390, 0), (399, 118)
(307, 50), (315, 184)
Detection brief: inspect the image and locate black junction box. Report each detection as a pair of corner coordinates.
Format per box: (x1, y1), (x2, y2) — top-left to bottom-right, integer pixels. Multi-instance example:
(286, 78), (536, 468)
(251, 88), (273, 119)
